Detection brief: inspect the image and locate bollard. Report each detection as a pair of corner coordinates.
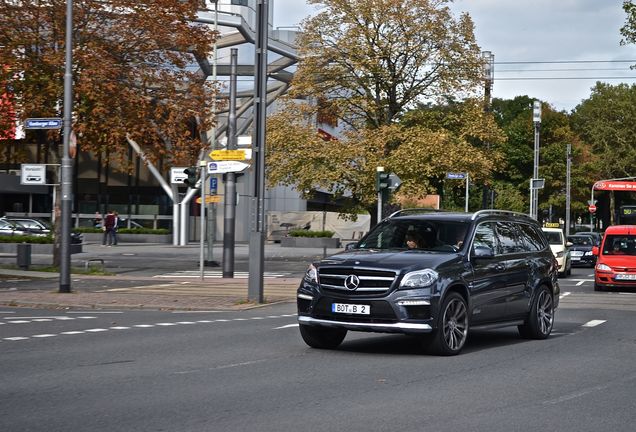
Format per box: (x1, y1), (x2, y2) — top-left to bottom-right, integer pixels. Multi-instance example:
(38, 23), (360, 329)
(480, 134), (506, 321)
(16, 243), (32, 270)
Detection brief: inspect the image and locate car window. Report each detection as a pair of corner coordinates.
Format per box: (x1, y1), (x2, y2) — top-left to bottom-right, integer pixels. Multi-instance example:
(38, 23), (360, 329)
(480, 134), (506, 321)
(543, 231), (563, 245)
(518, 223), (545, 251)
(568, 235), (592, 246)
(358, 219), (468, 251)
(602, 235), (636, 256)
(472, 222), (498, 254)
(496, 221), (526, 254)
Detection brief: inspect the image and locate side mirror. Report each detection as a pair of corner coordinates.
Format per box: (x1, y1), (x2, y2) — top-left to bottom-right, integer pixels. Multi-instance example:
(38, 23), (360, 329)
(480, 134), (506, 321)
(566, 241), (573, 247)
(592, 246), (599, 256)
(344, 242), (358, 251)
(473, 245), (495, 259)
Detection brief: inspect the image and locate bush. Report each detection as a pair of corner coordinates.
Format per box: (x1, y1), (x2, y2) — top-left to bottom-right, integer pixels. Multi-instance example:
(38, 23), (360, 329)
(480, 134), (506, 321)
(0, 235), (53, 244)
(288, 229), (335, 238)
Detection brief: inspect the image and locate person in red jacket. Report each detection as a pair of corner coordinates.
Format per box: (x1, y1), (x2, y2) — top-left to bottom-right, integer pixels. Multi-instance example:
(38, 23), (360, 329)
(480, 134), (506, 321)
(102, 210), (117, 246)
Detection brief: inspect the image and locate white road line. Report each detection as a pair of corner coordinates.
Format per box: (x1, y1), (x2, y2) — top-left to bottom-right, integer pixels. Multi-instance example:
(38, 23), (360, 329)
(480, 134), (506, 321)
(7, 320), (30, 324)
(156, 323), (178, 326)
(274, 324), (298, 329)
(76, 316), (98, 319)
(32, 319), (53, 322)
(576, 281), (585, 286)
(84, 328), (109, 332)
(66, 311), (122, 314)
(4, 337), (29, 341)
(109, 327), (130, 330)
(60, 331), (85, 335)
(176, 321), (196, 325)
(133, 324), (155, 328)
(560, 292), (571, 299)
(583, 320), (607, 327)
(32, 334), (57, 338)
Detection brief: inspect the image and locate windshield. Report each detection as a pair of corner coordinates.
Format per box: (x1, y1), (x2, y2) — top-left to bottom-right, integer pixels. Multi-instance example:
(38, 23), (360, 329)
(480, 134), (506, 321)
(568, 236), (593, 246)
(543, 231), (563, 245)
(358, 219), (468, 252)
(602, 235), (636, 256)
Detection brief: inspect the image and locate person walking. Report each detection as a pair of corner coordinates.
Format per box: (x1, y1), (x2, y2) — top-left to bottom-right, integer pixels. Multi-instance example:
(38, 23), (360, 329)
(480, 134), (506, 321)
(102, 210), (117, 247)
(112, 211), (119, 246)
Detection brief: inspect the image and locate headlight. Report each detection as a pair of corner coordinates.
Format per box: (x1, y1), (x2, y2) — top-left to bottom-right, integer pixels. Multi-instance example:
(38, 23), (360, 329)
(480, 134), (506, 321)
(556, 251), (564, 258)
(596, 263), (612, 272)
(304, 264), (319, 283)
(399, 269), (438, 289)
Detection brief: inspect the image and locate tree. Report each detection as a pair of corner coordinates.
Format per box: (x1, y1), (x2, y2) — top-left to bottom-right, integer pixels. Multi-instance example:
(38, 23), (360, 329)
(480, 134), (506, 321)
(294, 0), (483, 130)
(268, 0), (490, 221)
(0, 0), (216, 169)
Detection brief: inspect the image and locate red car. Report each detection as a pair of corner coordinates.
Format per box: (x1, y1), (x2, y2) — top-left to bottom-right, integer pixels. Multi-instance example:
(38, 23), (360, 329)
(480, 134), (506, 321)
(593, 225), (636, 291)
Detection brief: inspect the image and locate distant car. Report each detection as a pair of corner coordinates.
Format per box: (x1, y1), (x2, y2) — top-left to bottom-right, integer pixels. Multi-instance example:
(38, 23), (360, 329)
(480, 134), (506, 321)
(542, 227), (572, 277)
(567, 234), (597, 268)
(0, 219), (28, 236)
(3, 217), (83, 244)
(593, 225), (636, 291)
(575, 231), (603, 247)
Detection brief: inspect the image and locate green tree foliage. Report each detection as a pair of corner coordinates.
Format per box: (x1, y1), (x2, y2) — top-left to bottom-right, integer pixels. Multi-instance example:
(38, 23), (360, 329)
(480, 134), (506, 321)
(0, 0), (216, 168)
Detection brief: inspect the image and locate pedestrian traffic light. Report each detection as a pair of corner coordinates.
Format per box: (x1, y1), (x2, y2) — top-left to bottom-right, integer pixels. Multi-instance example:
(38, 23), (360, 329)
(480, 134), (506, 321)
(376, 171), (390, 192)
(183, 167), (198, 188)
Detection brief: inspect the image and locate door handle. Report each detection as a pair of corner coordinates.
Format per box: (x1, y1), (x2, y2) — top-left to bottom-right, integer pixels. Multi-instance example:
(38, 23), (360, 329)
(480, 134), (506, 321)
(494, 264), (505, 272)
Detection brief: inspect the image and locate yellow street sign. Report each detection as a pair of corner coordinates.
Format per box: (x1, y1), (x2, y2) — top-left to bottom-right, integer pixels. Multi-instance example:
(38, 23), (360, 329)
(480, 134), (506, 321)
(196, 195), (222, 204)
(209, 149), (249, 161)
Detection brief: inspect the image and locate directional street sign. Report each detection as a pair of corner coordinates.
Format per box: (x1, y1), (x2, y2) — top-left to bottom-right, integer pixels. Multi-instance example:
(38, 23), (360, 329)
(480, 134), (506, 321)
(170, 167), (189, 184)
(388, 173), (402, 191)
(207, 161), (250, 174)
(446, 172), (466, 180)
(25, 118), (63, 129)
(209, 149), (252, 161)
(196, 195), (222, 204)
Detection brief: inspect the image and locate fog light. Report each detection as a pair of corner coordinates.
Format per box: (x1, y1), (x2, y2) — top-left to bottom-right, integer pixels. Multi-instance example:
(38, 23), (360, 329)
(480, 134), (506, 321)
(397, 299), (430, 306)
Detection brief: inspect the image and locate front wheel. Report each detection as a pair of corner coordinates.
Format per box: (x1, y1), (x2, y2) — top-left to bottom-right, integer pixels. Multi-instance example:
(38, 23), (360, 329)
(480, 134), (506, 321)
(518, 286), (554, 339)
(427, 292), (469, 356)
(299, 324), (347, 349)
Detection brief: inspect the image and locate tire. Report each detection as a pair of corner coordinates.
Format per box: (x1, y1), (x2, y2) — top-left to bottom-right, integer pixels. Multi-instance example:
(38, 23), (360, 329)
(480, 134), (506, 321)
(427, 292), (469, 356)
(299, 324), (347, 349)
(566, 261), (572, 276)
(518, 286), (554, 339)
(593, 283), (603, 292)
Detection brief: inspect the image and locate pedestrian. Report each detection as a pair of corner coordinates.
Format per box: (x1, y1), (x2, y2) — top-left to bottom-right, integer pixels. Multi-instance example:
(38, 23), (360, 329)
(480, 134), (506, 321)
(102, 210), (117, 247)
(112, 211), (119, 246)
(93, 211), (102, 228)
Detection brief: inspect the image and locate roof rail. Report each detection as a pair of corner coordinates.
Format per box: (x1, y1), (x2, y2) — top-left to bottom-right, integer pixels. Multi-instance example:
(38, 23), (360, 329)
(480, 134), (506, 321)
(388, 208), (449, 218)
(470, 209), (533, 221)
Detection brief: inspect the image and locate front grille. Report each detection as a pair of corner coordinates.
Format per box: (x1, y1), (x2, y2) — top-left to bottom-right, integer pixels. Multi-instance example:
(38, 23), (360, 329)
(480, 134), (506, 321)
(318, 267), (397, 296)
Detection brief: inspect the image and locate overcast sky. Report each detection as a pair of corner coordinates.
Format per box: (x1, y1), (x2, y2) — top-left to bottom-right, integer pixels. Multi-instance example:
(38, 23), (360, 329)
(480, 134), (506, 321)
(272, 0), (636, 112)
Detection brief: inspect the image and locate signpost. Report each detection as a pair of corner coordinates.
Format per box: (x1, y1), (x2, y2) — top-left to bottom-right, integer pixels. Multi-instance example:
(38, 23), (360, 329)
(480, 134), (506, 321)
(209, 149), (252, 161)
(446, 172), (470, 212)
(170, 167), (189, 184)
(24, 118), (63, 129)
(196, 195), (222, 204)
(20, 164), (46, 185)
(207, 161), (250, 174)
(588, 204), (597, 214)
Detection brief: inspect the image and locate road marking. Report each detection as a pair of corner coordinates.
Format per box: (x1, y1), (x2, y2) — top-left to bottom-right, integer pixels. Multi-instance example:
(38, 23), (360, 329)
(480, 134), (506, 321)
(7, 320), (30, 324)
(0, 313), (300, 343)
(154, 270), (290, 279)
(576, 281), (585, 286)
(582, 320), (607, 327)
(274, 324), (298, 329)
(560, 292), (571, 299)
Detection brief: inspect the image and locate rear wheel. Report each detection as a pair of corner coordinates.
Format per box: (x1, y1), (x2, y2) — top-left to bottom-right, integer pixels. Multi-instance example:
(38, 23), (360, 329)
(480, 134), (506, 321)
(518, 286), (554, 339)
(299, 324), (347, 349)
(427, 292), (469, 356)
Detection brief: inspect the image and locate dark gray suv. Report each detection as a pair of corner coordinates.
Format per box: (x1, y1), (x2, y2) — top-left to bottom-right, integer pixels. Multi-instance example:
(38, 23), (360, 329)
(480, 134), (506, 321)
(297, 210), (560, 355)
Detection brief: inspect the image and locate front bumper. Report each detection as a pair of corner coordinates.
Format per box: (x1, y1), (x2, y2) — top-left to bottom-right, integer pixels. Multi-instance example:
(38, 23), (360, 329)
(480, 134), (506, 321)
(595, 272), (636, 289)
(298, 315), (432, 333)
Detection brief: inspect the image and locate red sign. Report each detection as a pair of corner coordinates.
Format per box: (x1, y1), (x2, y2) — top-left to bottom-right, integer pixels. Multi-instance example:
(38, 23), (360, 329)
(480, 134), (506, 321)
(589, 204), (597, 213)
(593, 181), (636, 191)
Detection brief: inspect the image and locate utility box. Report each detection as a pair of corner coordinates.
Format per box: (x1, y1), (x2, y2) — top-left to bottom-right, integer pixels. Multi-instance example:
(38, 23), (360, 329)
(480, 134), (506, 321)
(16, 243), (31, 270)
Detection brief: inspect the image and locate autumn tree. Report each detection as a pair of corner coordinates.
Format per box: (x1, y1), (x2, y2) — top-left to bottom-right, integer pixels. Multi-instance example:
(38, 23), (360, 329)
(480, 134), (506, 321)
(0, 0), (216, 168)
(267, 0), (494, 221)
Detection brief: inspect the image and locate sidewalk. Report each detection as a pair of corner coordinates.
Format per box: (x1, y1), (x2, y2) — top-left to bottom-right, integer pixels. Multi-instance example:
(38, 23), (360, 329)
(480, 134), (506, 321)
(0, 241), (331, 311)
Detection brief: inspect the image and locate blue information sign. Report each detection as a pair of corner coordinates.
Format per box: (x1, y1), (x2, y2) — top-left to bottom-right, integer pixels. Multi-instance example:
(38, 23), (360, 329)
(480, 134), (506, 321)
(25, 118), (63, 129)
(446, 172), (466, 180)
(210, 177), (218, 192)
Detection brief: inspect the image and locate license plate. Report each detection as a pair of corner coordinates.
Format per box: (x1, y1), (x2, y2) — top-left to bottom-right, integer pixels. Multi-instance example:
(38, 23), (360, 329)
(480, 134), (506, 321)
(571, 257), (580, 261)
(332, 303), (370, 315)
(615, 274), (636, 280)
(571, 251), (583, 257)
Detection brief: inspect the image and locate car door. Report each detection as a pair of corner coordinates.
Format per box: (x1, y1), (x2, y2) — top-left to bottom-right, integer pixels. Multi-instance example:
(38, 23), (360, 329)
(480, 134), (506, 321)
(468, 221), (510, 324)
(495, 221), (532, 318)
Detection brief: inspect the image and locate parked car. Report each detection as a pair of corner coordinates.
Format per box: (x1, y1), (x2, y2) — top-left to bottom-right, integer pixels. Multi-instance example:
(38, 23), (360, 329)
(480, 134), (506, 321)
(2, 217), (83, 244)
(297, 209), (560, 355)
(593, 225), (636, 291)
(567, 234), (597, 268)
(0, 219), (28, 236)
(575, 231), (603, 247)
(541, 227), (572, 277)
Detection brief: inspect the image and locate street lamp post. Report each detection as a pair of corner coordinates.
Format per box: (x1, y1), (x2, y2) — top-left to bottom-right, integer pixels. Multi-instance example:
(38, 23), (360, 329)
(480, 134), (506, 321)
(530, 100), (541, 220)
(481, 51), (495, 209)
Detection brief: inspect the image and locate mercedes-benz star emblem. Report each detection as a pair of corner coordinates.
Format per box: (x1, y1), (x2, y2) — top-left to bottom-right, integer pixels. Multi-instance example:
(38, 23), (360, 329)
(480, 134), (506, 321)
(344, 274), (360, 290)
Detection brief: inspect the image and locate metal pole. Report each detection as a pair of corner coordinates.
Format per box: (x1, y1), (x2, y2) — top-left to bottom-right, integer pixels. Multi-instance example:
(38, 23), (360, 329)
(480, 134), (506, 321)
(222, 48), (238, 278)
(565, 143), (571, 236)
(376, 166), (384, 223)
(199, 161), (206, 280)
(533, 122), (540, 219)
(465, 173), (469, 213)
(248, 0), (269, 302)
(59, 0), (73, 293)
(206, 0), (219, 266)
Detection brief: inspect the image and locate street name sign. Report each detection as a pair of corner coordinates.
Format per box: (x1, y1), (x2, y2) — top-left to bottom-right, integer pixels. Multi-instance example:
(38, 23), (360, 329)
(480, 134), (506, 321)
(20, 164), (46, 185)
(25, 118), (63, 129)
(446, 172), (466, 180)
(208, 161), (250, 174)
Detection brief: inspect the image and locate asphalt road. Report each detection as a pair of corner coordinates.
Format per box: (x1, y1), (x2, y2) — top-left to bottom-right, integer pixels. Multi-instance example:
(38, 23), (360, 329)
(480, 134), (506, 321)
(2, 273), (636, 432)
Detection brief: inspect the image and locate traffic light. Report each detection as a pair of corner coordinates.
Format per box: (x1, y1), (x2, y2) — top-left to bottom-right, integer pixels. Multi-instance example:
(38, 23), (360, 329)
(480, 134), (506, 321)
(183, 167), (198, 188)
(376, 171), (390, 193)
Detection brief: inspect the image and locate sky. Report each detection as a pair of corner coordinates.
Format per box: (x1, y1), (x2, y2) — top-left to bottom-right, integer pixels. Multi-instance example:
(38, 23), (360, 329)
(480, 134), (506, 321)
(272, 0), (636, 112)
